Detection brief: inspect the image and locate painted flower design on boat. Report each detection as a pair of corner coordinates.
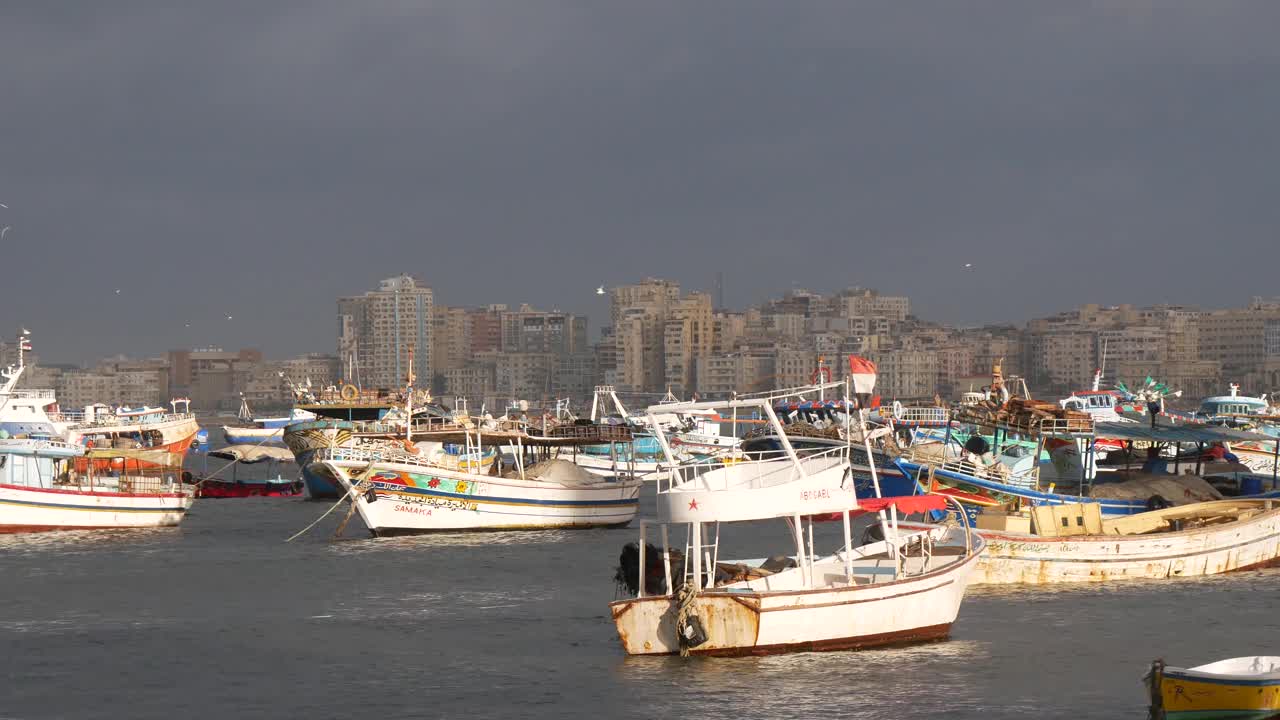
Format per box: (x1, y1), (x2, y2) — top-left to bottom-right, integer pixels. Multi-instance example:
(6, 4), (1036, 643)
(427, 478), (440, 488)
(454, 481), (468, 494)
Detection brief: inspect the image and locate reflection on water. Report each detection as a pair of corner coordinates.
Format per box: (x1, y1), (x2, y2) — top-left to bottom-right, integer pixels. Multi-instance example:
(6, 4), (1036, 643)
(327, 528), (580, 554)
(1, 495), (1277, 720)
(0, 526), (180, 554)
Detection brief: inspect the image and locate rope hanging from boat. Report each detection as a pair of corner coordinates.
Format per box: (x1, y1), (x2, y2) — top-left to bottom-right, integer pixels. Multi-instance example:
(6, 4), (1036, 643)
(284, 461), (378, 542)
(675, 579), (699, 657)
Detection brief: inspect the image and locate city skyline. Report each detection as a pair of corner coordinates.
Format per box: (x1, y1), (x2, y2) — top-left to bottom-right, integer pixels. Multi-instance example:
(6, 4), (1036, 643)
(6, 3), (1280, 362)
(10, 281), (1276, 367)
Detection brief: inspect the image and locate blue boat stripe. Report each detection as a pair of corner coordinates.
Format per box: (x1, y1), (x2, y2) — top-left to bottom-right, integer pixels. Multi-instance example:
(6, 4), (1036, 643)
(1162, 669), (1280, 687)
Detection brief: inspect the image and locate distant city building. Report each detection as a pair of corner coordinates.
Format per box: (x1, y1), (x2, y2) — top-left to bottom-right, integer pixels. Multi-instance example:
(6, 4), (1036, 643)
(337, 275), (433, 390)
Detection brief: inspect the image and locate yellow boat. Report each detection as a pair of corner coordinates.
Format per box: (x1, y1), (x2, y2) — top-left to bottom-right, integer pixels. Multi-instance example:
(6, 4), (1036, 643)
(1146, 657), (1280, 719)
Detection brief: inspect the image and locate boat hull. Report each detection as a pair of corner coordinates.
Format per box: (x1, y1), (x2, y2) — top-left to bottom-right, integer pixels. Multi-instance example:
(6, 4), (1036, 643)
(1151, 663), (1280, 720)
(283, 420), (357, 499)
(221, 426), (285, 445)
(610, 549), (980, 656)
(315, 460), (642, 534)
(0, 482), (192, 533)
(195, 478), (303, 498)
(906, 502), (1280, 585)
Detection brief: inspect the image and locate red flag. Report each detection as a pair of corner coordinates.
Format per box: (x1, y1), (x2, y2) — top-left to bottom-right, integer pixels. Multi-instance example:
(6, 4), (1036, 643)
(848, 355), (877, 394)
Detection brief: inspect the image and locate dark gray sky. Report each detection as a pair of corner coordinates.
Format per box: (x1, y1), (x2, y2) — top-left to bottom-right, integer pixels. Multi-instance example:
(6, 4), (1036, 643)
(5, 2), (1280, 363)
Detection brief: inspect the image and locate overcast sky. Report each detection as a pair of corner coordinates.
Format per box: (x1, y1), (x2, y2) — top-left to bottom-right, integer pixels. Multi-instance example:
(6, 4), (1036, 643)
(4, 2), (1280, 363)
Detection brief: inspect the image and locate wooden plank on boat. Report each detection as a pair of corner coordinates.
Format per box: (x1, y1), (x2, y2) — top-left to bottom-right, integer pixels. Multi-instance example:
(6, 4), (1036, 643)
(1031, 502), (1102, 537)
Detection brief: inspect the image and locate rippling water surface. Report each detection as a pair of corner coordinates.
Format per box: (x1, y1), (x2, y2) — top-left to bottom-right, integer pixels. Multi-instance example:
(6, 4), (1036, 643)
(2, 473), (1277, 719)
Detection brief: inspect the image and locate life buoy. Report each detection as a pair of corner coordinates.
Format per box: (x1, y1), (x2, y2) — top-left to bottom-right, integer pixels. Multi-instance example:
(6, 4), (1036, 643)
(810, 367), (832, 384)
(340, 384), (359, 402)
(892, 400), (904, 419)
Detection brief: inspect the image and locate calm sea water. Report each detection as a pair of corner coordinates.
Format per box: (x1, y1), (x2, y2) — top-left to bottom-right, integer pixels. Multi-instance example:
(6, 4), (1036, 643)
(2, 459), (1277, 719)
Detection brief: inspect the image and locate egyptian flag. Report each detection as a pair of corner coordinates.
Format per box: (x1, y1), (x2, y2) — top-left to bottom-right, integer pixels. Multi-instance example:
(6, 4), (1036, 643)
(848, 355), (877, 407)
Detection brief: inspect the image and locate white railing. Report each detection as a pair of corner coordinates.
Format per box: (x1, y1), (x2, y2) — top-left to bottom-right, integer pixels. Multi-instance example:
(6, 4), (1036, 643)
(904, 447), (1040, 490)
(1, 388), (57, 401)
(0, 438), (80, 453)
(313, 445), (442, 471)
(892, 407), (951, 425)
(60, 412), (195, 428)
(659, 445), (849, 495)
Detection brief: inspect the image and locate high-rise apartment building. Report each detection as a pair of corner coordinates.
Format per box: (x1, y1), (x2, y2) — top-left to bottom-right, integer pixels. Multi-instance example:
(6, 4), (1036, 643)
(663, 292), (714, 397)
(610, 278), (680, 393)
(337, 275), (432, 390)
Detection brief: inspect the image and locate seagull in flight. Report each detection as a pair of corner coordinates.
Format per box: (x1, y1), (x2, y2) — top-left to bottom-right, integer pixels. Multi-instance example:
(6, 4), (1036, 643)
(0, 227), (9, 240)
(596, 286), (606, 295)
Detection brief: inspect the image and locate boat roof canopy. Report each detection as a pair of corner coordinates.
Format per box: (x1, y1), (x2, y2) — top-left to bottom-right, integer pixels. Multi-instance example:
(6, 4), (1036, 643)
(1094, 420), (1276, 444)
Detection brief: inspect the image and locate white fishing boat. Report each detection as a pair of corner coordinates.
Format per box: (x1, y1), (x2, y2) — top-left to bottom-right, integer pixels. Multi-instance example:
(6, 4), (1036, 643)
(222, 396), (316, 445)
(0, 332), (192, 532)
(610, 386), (983, 657)
(902, 498), (1280, 585)
(311, 421), (643, 535)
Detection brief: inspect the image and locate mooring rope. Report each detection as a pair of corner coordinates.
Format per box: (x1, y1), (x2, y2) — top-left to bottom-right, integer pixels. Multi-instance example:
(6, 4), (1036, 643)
(284, 461), (378, 543)
(674, 579), (699, 657)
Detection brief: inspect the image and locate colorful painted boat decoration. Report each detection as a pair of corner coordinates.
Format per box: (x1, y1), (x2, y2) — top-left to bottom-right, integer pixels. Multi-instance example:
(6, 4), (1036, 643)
(311, 445), (642, 535)
(610, 388), (984, 657)
(1146, 656), (1280, 720)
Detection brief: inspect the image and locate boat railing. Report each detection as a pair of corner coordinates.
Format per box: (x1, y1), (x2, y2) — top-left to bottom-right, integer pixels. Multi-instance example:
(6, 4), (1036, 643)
(0, 437), (80, 453)
(659, 445), (849, 495)
(61, 412), (196, 429)
(58, 473), (187, 495)
(950, 406), (1094, 436)
(2, 388), (57, 401)
(313, 445), (443, 472)
(903, 446), (1040, 490)
(890, 407), (951, 425)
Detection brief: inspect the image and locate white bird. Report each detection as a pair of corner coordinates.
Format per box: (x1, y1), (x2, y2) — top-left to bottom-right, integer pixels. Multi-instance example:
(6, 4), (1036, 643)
(226, 315), (233, 320)
(114, 289), (121, 294)
(0, 203), (7, 209)
(0, 226), (9, 240)
(596, 286), (606, 295)
(964, 263), (973, 268)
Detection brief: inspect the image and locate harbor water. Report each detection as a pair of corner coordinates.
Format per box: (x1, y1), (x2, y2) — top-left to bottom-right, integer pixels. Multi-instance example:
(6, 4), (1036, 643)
(2, 476), (1277, 719)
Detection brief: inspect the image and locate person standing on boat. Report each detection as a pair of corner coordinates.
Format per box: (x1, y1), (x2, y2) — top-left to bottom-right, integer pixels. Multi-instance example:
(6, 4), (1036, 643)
(1147, 396), (1164, 429)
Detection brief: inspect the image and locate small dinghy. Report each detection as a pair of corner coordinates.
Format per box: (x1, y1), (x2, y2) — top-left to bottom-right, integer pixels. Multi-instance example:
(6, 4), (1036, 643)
(1145, 657), (1280, 719)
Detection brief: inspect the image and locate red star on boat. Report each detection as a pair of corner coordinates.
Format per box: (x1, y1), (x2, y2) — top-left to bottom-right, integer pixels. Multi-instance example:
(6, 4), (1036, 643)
(688, 499), (699, 510)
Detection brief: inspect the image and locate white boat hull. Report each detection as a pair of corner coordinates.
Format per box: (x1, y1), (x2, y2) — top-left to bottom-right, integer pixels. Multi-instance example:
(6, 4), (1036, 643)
(314, 459), (642, 534)
(907, 502), (1280, 585)
(0, 482), (193, 533)
(221, 426), (284, 444)
(571, 452), (671, 482)
(611, 548), (981, 656)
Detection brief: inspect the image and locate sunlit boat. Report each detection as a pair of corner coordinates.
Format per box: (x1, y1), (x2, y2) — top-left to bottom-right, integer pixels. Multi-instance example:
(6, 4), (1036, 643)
(904, 498), (1280, 585)
(609, 387), (983, 657)
(310, 422), (643, 534)
(1146, 656), (1280, 720)
(221, 397), (316, 445)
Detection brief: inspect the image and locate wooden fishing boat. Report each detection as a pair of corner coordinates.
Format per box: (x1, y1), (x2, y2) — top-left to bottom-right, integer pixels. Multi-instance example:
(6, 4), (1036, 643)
(1146, 656), (1280, 719)
(609, 388), (984, 657)
(903, 498), (1280, 585)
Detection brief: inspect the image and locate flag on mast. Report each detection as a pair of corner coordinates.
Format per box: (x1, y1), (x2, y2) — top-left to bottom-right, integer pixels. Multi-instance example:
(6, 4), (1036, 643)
(848, 355), (877, 394)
